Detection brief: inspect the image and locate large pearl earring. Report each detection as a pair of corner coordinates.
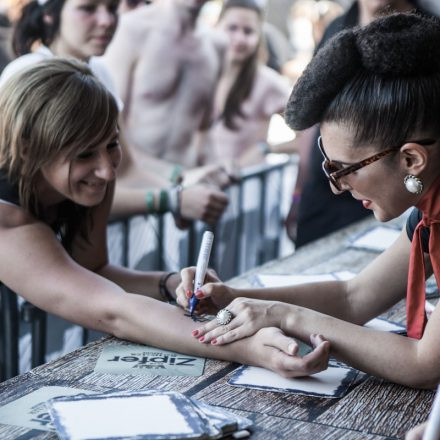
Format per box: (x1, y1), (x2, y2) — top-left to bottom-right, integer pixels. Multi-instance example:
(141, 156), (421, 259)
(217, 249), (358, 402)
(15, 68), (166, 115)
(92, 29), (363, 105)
(404, 174), (423, 194)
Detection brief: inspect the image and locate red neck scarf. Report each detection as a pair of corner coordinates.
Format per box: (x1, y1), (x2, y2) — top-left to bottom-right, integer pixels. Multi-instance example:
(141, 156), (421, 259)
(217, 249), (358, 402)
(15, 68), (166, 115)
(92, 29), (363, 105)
(406, 174), (440, 339)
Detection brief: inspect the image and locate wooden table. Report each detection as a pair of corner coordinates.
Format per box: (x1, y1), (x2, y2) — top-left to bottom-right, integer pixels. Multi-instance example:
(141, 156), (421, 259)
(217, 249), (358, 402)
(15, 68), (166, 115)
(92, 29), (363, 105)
(0, 216), (436, 439)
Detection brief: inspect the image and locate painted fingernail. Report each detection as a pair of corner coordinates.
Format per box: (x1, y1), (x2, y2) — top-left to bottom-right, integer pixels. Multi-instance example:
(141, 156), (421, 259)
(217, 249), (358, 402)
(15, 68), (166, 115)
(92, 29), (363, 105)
(192, 330), (199, 337)
(211, 338), (217, 345)
(195, 290), (204, 299)
(198, 336), (205, 342)
(185, 290), (192, 298)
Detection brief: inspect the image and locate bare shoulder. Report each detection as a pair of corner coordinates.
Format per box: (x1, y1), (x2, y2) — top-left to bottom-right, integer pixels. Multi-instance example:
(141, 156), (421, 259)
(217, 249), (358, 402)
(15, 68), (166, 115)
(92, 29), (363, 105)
(115, 5), (155, 41)
(249, 65), (290, 116)
(255, 65), (290, 93)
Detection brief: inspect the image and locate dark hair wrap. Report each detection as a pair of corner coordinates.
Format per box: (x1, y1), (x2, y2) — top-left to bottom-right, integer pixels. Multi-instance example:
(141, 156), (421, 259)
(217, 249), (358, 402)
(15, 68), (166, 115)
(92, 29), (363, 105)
(285, 13), (440, 132)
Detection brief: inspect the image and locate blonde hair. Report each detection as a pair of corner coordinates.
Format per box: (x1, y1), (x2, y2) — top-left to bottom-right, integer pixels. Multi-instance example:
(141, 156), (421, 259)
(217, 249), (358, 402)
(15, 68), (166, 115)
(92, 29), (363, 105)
(0, 58), (118, 247)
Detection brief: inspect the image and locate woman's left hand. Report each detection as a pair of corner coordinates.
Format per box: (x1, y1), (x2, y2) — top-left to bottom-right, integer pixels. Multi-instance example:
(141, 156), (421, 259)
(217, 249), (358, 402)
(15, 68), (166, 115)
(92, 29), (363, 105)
(192, 297), (282, 344)
(244, 328), (331, 378)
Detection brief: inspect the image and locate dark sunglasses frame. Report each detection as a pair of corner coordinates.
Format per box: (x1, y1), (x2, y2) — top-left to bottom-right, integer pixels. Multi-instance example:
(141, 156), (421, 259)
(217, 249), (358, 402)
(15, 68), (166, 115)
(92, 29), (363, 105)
(318, 136), (436, 191)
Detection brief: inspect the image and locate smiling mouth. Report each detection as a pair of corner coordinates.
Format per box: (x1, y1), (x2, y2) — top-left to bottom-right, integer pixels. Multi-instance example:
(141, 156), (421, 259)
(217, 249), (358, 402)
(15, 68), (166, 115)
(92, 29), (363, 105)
(82, 181), (106, 189)
(92, 35), (113, 43)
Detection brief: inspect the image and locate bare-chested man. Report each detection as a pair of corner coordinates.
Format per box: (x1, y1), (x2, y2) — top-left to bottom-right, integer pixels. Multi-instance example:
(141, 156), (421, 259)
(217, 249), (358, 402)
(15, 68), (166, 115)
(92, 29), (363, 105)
(102, 0), (221, 167)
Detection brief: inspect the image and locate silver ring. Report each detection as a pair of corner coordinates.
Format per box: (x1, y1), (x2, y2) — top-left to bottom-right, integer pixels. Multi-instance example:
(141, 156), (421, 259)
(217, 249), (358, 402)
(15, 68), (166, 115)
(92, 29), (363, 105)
(216, 308), (233, 326)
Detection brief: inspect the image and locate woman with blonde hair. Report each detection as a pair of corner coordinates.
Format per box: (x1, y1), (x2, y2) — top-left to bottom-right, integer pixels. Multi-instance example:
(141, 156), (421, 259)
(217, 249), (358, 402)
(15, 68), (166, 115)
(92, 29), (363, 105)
(0, 58), (330, 376)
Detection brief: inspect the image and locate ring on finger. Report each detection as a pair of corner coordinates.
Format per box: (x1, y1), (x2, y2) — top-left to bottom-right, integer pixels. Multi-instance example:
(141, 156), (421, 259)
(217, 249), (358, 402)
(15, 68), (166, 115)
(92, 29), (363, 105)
(216, 308), (233, 326)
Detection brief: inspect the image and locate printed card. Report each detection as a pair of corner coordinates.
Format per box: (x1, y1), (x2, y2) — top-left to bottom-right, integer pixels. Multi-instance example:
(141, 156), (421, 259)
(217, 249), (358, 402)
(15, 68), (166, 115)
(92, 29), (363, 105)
(0, 386), (95, 431)
(94, 344), (206, 376)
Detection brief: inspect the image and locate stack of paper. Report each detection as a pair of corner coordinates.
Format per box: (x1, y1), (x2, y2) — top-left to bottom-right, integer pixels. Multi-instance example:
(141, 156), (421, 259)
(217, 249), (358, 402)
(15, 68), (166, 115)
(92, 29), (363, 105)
(47, 389), (252, 440)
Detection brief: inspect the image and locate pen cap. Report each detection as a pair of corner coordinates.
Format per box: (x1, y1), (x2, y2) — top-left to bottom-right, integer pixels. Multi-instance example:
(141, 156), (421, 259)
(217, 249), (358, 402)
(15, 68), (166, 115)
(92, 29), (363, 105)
(194, 231), (214, 290)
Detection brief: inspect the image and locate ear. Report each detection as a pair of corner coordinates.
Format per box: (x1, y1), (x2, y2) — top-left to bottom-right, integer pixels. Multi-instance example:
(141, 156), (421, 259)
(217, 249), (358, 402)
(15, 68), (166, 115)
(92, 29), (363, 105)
(399, 142), (429, 176)
(19, 142), (30, 161)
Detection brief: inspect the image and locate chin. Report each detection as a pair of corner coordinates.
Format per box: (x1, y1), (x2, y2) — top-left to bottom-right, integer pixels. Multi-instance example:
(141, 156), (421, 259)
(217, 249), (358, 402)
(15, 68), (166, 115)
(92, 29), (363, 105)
(230, 52), (250, 64)
(372, 209), (396, 223)
(75, 193), (106, 207)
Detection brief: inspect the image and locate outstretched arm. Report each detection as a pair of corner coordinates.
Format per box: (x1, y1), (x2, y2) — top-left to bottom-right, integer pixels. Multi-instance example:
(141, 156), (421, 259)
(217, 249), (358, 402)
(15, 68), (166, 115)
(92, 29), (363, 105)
(187, 231), (439, 388)
(177, 229), (412, 322)
(0, 205), (329, 377)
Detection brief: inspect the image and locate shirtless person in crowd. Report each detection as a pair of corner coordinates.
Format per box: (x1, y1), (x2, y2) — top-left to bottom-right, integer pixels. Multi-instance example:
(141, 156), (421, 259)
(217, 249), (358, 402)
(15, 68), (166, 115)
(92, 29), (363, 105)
(102, 0), (222, 168)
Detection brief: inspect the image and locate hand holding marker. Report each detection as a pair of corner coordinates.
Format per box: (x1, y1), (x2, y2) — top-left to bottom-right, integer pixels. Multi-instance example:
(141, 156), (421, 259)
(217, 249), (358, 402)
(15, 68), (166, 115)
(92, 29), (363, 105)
(189, 231), (214, 318)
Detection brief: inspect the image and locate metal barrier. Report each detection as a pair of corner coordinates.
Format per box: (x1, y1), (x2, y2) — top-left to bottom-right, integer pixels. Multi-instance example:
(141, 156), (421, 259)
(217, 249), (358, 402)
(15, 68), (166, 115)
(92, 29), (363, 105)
(0, 156), (296, 381)
(108, 156), (297, 280)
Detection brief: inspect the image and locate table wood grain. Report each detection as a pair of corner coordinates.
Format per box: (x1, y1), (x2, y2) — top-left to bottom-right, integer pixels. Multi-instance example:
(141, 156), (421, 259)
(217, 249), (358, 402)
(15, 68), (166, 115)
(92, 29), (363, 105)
(0, 215), (436, 439)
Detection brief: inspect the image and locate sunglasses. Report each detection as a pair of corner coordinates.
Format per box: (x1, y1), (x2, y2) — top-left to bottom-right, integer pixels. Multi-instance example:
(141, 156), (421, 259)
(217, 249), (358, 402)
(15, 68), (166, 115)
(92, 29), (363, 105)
(318, 136), (436, 192)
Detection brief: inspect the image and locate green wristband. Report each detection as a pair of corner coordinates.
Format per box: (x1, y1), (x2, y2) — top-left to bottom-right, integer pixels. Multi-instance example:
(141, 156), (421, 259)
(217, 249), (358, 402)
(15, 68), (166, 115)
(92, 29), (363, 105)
(169, 165), (183, 185)
(158, 189), (170, 213)
(146, 190), (155, 213)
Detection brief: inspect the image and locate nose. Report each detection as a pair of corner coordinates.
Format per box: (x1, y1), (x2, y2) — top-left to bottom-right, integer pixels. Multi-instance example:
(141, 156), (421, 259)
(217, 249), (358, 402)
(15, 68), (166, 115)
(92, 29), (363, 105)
(95, 151), (117, 181)
(330, 176), (351, 195)
(96, 5), (116, 27)
(234, 31), (247, 45)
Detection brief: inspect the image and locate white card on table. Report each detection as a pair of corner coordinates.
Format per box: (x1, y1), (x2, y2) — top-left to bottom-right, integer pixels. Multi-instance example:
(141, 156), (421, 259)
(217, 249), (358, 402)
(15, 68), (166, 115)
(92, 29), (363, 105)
(349, 226), (400, 252)
(48, 392), (208, 440)
(254, 271), (355, 288)
(229, 363), (357, 398)
(364, 317), (405, 333)
(0, 386), (95, 431)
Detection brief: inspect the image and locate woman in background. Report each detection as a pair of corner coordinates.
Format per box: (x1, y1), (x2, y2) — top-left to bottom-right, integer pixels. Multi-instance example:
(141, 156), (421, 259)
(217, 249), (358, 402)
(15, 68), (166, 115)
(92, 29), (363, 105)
(203, 0), (298, 170)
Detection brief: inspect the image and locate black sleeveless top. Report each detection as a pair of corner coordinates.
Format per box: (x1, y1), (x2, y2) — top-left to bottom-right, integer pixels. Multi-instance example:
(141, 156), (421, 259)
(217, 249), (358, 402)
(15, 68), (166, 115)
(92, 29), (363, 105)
(0, 168), (88, 251)
(0, 169), (20, 206)
(406, 208), (430, 253)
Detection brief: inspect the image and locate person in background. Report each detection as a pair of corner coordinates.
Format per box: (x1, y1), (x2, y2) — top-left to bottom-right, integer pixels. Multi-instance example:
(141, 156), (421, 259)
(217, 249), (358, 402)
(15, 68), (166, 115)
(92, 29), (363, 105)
(0, 58), (330, 376)
(3, 0), (230, 226)
(0, 10), (11, 72)
(202, 0), (301, 170)
(176, 12), (440, 389)
(293, 0), (426, 247)
(101, 0), (223, 168)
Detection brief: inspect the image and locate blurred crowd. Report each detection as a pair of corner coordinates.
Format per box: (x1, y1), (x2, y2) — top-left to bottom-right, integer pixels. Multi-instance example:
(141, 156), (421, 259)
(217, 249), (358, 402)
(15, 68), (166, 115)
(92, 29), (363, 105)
(0, 0), (439, 245)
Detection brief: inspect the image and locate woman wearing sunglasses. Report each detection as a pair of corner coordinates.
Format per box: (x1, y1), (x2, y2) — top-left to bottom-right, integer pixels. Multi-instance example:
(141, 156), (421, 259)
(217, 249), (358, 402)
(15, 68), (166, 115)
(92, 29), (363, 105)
(176, 12), (440, 387)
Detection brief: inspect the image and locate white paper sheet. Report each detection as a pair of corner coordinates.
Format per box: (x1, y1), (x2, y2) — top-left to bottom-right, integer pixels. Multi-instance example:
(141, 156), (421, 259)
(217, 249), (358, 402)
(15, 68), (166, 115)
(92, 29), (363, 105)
(229, 364), (356, 398)
(255, 271), (355, 288)
(364, 318), (405, 332)
(49, 394), (201, 440)
(349, 226), (400, 252)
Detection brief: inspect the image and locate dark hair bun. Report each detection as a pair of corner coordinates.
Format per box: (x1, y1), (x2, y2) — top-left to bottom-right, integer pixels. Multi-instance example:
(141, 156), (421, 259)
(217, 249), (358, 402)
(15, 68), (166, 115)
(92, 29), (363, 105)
(285, 30), (362, 130)
(285, 12), (440, 130)
(357, 13), (440, 76)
